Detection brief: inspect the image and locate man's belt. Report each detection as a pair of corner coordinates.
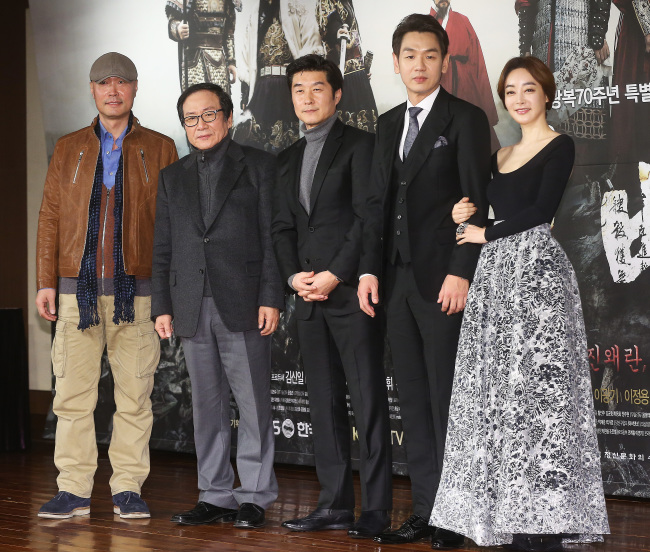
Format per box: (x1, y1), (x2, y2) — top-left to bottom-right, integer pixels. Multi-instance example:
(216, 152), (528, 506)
(191, 32), (224, 49)
(259, 65), (287, 77)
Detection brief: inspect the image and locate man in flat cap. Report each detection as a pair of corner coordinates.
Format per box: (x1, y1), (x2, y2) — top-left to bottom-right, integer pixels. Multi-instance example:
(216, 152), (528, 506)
(36, 52), (178, 519)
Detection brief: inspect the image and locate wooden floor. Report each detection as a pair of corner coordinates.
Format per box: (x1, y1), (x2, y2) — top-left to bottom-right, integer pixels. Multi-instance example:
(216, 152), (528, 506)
(2, 440), (650, 551)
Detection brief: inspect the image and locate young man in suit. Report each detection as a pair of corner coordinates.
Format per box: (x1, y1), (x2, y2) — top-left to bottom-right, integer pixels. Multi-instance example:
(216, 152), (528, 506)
(357, 14), (491, 549)
(272, 54), (392, 539)
(152, 82), (285, 529)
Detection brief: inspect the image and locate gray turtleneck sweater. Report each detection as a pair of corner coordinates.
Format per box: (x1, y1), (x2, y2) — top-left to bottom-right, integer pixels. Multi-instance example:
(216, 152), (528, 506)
(290, 112), (340, 290)
(298, 112), (339, 214)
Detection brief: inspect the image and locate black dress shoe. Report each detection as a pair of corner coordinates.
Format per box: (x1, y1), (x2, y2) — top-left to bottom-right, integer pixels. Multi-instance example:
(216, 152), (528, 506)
(347, 510), (391, 539)
(282, 508), (355, 531)
(170, 501), (238, 525)
(431, 527), (465, 549)
(373, 514), (434, 544)
(233, 503), (265, 528)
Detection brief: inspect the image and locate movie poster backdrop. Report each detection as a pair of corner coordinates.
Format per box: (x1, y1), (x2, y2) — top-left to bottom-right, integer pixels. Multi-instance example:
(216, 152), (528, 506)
(31, 0), (650, 494)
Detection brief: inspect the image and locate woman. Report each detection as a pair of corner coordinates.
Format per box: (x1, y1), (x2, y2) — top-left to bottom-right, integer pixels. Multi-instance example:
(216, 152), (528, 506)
(429, 56), (609, 551)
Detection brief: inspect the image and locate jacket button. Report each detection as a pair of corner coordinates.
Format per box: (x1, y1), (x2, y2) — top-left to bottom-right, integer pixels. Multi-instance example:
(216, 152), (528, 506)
(396, 230), (401, 236)
(304, 258), (310, 264)
(399, 198), (404, 204)
(397, 215), (402, 220)
(400, 181), (407, 186)
(204, 237), (210, 243)
(308, 226), (315, 232)
(199, 269), (204, 275)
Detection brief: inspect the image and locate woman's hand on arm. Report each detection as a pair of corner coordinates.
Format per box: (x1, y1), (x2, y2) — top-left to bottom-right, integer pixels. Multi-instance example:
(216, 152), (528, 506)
(456, 224), (487, 245)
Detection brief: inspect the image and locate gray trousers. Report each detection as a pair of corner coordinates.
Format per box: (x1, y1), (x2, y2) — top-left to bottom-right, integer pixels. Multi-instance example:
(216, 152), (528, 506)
(181, 297), (278, 509)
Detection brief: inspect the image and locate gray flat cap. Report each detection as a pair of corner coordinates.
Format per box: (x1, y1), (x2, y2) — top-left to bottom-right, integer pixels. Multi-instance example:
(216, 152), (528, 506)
(89, 52), (138, 82)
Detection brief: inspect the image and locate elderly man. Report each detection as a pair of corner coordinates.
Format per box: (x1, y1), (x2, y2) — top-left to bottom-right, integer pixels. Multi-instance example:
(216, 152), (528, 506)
(152, 82), (284, 528)
(36, 52), (178, 519)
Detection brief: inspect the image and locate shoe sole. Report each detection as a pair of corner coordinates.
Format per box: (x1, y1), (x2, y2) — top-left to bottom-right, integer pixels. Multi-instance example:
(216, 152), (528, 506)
(38, 507), (90, 519)
(171, 512), (238, 525)
(233, 521), (265, 529)
(283, 523), (353, 532)
(113, 506), (151, 519)
(349, 524), (392, 540)
(373, 536), (430, 544)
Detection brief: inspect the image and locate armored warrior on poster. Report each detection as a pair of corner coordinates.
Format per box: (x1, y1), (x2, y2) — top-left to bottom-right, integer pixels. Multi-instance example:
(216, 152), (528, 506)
(166, 0), (242, 93)
(516, 0), (611, 162)
(610, 0), (650, 164)
(318, 0), (377, 131)
(237, 0), (324, 153)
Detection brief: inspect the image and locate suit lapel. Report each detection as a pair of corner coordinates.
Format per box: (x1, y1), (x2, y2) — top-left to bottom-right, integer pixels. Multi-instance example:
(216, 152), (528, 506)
(309, 119), (344, 214)
(181, 155), (205, 234)
(383, 105), (405, 174)
(404, 87), (452, 183)
(204, 140), (245, 231)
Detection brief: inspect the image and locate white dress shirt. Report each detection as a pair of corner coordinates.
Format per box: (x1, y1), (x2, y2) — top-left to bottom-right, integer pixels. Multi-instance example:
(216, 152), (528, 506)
(361, 87), (441, 280)
(398, 86), (440, 161)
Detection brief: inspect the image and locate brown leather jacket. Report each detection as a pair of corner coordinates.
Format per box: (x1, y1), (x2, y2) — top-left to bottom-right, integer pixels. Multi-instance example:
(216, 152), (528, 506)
(36, 116), (179, 290)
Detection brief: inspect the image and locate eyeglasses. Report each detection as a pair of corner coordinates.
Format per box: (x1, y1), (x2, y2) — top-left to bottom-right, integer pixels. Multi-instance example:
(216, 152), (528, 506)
(183, 109), (224, 127)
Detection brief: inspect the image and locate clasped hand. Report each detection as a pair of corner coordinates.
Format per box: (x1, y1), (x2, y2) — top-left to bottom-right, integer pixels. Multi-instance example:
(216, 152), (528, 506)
(292, 270), (340, 302)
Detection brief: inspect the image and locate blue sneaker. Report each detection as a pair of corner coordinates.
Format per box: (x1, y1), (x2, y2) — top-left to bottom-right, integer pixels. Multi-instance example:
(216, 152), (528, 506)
(112, 491), (151, 519)
(38, 491), (91, 519)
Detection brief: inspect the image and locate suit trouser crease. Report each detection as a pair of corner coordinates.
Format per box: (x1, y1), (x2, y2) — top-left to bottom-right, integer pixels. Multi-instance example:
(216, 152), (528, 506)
(385, 263), (461, 518)
(52, 294), (158, 498)
(297, 304), (392, 511)
(181, 297), (278, 509)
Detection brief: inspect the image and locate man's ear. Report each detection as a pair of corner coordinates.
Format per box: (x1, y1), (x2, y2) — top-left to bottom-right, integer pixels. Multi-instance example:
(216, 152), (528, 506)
(441, 53), (450, 74)
(393, 52), (400, 75)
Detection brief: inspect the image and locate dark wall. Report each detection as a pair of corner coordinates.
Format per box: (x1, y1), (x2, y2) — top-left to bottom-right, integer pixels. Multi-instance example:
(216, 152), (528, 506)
(0, 4), (27, 316)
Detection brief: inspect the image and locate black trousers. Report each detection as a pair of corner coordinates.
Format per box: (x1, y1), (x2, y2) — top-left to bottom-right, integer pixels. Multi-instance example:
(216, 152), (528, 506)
(297, 304), (392, 511)
(385, 261), (463, 519)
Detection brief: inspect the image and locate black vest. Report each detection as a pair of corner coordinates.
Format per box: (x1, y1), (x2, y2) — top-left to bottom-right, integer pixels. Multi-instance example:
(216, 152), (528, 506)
(387, 151), (411, 264)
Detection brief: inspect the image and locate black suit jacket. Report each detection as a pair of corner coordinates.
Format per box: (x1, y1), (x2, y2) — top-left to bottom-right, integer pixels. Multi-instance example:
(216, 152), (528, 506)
(360, 87), (491, 301)
(272, 119), (374, 319)
(151, 139), (285, 336)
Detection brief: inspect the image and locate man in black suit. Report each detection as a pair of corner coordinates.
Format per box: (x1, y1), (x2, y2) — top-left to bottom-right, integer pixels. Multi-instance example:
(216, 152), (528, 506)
(152, 82), (284, 529)
(357, 14), (491, 549)
(272, 54), (392, 539)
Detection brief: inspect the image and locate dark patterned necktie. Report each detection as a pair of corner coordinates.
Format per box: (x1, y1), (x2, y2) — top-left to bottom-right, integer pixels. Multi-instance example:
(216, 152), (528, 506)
(403, 106), (423, 159)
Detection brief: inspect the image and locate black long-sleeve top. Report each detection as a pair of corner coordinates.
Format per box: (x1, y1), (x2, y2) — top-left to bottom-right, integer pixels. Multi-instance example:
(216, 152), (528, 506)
(484, 134), (575, 242)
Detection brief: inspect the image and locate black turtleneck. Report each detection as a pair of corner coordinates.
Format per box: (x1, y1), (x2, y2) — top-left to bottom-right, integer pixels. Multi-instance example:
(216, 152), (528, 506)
(195, 135), (231, 225)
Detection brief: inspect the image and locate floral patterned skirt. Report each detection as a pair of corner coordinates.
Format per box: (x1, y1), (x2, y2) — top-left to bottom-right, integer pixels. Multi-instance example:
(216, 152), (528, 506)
(430, 224), (609, 546)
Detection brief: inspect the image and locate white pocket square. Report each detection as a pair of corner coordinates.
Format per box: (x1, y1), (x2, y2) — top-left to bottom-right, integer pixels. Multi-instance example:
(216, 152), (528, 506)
(434, 136), (448, 148)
